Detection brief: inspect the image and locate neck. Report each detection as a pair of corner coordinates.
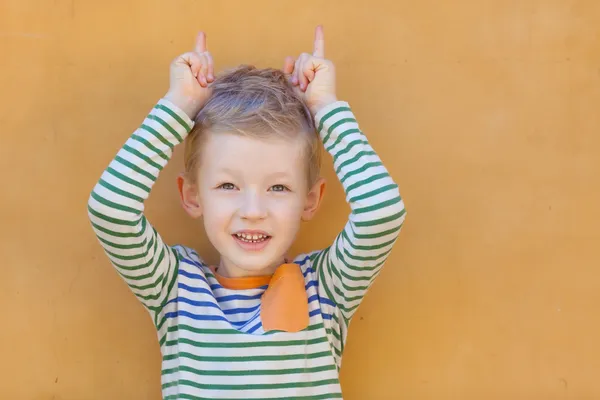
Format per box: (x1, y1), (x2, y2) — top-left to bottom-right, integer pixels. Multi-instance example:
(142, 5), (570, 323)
(217, 257), (286, 278)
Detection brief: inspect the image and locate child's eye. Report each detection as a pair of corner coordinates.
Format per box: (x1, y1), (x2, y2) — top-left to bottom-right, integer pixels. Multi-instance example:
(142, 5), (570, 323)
(270, 184), (289, 192)
(217, 183), (236, 190)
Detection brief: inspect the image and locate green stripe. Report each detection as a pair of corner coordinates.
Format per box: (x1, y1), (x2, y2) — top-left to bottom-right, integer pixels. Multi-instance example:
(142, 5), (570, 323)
(319, 250), (354, 311)
(337, 263), (380, 286)
(98, 178), (144, 203)
(148, 113), (184, 143)
(124, 247), (166, 291)
(326, 259), (369, 295)
(90, 221), (140, 239)
(162, 363), (335, 377)
(353, 194), (402, 215)
(105, 239), (152, 261)
(158, 322), (326, 346)
(110, 238), (158, 272)
(96, 234), (146, 250)
(352, 224), (402, 240)
(335, 242), (389, 273)
(117, 266), (156, 282)
(325, 326), (341, 343)
(122, 144), (163, 171)
(157, 253), (177, 306)
(340, 243), (393, 263)
(107, 236), (155, 271)
(332, 138), (368, 163)
(316, 106), (351, 133)
(90, 191), (139, 215)
(345, 172), (389, 195)
(340, 161), (383, 185)
(327, 251), (365, 305)
(354, 209), (406, 227)
(163, 350), (333, 363)
(88, 205), (137, 226)
(335, 151), (376, 175)
(341, 229), (397, 251)
(164, 392), (342, 400)
(165, 336), (327, 349)
(323, 120), (358, 146)
(114, 155), (156, 182)
(140, 123), (174, 150)
(155, 103), (192, 132)
(131, 134), (170, 162)
(315, 248), (338, 309)
(159, 255), (180, 311)
(326, 128), (361, 153)
(107, 166), (151, 194)
(336, 265), (376, 283)
(162, 378), (340, 391)
(90, 219), (138, 239)
(348, 184), (398, 203)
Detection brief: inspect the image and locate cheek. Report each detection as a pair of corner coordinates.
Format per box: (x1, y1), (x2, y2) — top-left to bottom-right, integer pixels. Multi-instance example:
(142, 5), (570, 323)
(269, 197), (304, 225)
(200, 193), (233, 227)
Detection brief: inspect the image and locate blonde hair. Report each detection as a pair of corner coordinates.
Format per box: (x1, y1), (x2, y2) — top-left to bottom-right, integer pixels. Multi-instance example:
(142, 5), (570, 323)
(184, 65), (322, 186)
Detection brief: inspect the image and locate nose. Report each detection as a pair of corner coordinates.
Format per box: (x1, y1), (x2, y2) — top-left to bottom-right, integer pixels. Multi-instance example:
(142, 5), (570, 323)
(239, 190), (267, 220)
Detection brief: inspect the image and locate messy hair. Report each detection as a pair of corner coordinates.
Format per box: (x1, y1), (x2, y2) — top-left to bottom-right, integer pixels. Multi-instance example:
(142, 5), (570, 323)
(184, 65), (322, 186)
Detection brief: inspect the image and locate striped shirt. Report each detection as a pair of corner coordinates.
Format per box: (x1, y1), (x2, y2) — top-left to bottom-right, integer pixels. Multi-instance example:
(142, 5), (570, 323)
(88, 99), (406, 399)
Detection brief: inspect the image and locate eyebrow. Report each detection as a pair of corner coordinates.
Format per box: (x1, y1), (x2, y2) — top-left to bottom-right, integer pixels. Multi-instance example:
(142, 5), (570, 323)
(217, 167), (239, 176)
(216, 168), (292, 179)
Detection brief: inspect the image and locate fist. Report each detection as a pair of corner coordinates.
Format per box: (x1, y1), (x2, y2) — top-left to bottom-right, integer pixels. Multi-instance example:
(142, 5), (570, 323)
(284, 26), (338, 116)
(164, 32), (214, 119)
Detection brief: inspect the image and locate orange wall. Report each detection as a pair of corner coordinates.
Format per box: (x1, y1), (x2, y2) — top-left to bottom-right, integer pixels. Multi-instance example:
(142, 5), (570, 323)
(2, 1), (600, 399)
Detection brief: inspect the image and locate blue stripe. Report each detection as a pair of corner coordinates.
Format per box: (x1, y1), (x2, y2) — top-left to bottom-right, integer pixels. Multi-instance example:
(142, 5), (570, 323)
(216, 293), (263, 302)
(166, 297), (220, 310)
(210, 283), (269, 291)
(171, 293), (325, 316)
(296, 255), (311, 267)
(165, 310), (253, 326)
(178, 283), (213, 296)
(164, 310), (226, 322)
(309, 309), (322, 318)
(238, 311), (261, 331)
(179, 255), (203, 268)
(307, 294), (336, 307)
(305, 280), (318, 290)
(166, 297), (261, 317)
(178, 266), (208, 283)
(223, 303), (260, 315)
(246, 320), (262, 333)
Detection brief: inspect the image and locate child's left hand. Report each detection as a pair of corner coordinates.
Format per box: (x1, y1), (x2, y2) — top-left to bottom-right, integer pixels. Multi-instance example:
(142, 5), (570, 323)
(283, 25), (338, 116)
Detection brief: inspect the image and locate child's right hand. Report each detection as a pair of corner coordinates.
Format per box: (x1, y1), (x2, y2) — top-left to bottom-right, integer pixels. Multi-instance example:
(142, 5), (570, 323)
(164, 32), (214, 119)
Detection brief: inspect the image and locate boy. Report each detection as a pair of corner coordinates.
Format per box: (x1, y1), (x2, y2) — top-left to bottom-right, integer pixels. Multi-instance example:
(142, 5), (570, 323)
(88, 26), (406, 399)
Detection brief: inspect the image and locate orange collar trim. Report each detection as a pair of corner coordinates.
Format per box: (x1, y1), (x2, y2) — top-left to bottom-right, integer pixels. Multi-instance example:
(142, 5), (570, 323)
(209, 266), (272, 290)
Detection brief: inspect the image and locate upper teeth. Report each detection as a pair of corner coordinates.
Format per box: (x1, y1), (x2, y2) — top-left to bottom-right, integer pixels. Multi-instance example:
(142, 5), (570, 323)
(236, 233), (267, 240)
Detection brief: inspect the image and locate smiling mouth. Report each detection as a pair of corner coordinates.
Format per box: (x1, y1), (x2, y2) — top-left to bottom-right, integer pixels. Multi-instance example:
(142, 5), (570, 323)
(233, 232), (271, 243)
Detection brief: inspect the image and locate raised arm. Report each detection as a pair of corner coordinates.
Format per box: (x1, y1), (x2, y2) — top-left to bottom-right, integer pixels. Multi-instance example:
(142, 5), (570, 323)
(284, 26), (406, 322)
(87, 32), (214, 314)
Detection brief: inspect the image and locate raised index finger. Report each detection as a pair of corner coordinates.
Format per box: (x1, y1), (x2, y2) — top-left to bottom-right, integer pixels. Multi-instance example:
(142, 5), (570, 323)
(313, 25), (325, 58)
(195, 31), (207, 53)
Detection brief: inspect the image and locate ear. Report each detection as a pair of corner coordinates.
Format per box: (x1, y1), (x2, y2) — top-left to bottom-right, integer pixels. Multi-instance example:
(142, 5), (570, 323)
(301, 177), (326, 221)
(177, 173), (203, 218)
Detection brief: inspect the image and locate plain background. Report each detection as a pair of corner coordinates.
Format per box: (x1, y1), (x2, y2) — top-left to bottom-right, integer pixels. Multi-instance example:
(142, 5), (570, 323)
(2, 0), (600, 399)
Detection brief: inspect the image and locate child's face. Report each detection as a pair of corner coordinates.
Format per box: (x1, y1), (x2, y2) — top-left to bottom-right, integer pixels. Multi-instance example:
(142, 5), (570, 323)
(182, 131), (324, 277)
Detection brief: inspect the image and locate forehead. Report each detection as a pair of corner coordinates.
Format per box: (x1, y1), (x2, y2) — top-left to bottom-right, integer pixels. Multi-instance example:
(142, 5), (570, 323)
(200, 131), (307, 176)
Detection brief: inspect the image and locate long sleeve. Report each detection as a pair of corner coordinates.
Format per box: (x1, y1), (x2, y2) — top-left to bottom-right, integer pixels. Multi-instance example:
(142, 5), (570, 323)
(87, 99), (194, 316)
(312, 101), (406, 323)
